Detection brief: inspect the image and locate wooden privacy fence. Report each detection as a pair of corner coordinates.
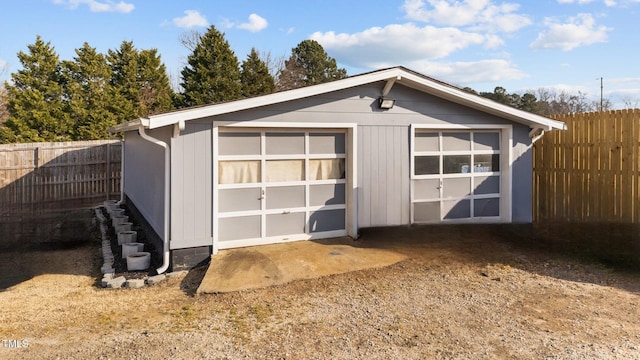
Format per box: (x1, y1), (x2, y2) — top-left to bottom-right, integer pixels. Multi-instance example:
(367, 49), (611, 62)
(0, 140), (121, 216)
(533, 109), (640, 223)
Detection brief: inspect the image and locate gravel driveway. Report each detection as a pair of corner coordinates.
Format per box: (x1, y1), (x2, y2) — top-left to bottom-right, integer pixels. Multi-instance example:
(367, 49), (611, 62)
(0, 223), (639, 359)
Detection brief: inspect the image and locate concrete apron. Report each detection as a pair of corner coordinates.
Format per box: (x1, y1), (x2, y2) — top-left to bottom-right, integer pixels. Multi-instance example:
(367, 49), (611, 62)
(197, 237), (407, 294)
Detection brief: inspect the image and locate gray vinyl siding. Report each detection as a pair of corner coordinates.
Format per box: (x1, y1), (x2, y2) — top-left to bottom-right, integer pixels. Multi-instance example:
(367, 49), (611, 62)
(358, 125), (410, 227)
(170, 122), (212, 249)
(511, 124), (533, 223)
(123, 127), (170, 240)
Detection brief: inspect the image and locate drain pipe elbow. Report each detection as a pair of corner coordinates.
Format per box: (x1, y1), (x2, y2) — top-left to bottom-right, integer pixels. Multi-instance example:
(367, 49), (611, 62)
(529, 127), (545, 143)
(138, 125), (171, 275)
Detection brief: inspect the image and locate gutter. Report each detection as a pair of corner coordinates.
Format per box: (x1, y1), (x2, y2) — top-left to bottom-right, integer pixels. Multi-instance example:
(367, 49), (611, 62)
(137, 125), (171, 275)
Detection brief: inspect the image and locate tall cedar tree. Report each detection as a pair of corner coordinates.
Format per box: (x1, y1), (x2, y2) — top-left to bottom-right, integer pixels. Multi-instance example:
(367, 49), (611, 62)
(179, 26), (242, 107)
(277, 40), (347, 91)
(240, 48), (275, 98)
(62, 42), (126, 140)
(107, 41), (174, 118)
(1, 36), (71, 143)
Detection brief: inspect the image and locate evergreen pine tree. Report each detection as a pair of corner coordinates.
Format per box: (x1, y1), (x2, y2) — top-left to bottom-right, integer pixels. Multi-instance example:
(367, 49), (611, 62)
(277, 40), (347, 91)
(179, 26), (241, 107)
(107, 41), (174, 118)
(2, 36), (71, 142)
(240, 48), (275, 98)
(62, 42), (123, 140)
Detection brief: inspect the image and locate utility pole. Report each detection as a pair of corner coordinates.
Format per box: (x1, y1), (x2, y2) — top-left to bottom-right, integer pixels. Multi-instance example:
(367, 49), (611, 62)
(599, 77), (603, 112)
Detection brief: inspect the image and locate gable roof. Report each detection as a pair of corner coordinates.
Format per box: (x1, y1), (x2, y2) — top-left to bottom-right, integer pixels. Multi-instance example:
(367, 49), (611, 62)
(110, 66), (565, 133)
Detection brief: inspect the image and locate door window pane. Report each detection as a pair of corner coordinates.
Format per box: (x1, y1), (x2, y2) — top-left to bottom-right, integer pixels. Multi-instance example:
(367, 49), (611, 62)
(474, 198), (500, 217)
(219, 132), (260, 155)
(413, 179), (440, 200)
(473, 132), (500, 151)
(443, 132), (470, 151)
(473, 154), (500, 172)
(415, 132), (439, 152)
(266, 132), (304, 155)
(443, 177), (471, 198)
(443, 155), (471, 174)
(309, 133), (345, 154)
(443, 199), (471, 219)
(415, 156), (439, 175)
(266, 160), (305, 182)
(266, 186), (305, 209)
(219, 161), (260, 184)
(309, 159), (345, 180)
(414, 202), (440, 222)
(474, 176), (500, 195)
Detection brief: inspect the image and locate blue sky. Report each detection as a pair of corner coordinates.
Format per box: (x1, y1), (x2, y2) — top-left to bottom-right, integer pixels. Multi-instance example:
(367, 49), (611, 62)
(1, 0), (639, 108)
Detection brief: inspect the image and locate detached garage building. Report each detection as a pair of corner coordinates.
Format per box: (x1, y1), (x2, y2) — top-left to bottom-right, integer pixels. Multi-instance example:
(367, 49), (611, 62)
(110, 66), (565, 273)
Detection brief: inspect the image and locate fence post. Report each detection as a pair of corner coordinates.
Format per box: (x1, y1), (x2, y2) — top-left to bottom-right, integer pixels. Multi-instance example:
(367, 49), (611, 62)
(106, 142), (111, 201)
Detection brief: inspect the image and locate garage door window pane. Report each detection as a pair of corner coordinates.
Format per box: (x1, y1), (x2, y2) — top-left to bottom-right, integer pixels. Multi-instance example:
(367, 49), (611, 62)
(474, 198), (500, 217)
(443, 199), (471, 219)
(414, 202), (440, 222)
(474, 176), (500, 195)
(309, 133), (345, 154)
(443, 132), (470, 151)
(473, 154), (500, 172)
(415, 132), (439, 152)
(309, 159), (345, 180)
(266, 132), (304, 155)
(266, 160), (305, 182)
(473, 132), (500, 151)
(219, 161), (260, 184)
(443, 155), (471, 174)
(415, 156), (439, 175)
(219, 132), (260, 155)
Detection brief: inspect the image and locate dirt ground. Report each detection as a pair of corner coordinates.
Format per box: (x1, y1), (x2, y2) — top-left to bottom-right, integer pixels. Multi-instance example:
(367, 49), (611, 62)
(0, 218), (639, 359)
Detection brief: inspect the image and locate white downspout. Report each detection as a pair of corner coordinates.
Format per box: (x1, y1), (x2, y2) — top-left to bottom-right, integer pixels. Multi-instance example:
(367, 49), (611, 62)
(107, 132), (125, 205)
(138, 125), (171, 275)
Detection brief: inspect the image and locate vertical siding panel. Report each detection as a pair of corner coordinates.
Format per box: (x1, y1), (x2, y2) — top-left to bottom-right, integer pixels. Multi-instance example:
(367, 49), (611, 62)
(400, 126), (411, 224)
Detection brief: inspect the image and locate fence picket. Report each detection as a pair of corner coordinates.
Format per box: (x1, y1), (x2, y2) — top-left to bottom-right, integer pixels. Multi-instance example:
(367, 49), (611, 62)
(0, 140), (121, 217)
(535, 109), (640, 223)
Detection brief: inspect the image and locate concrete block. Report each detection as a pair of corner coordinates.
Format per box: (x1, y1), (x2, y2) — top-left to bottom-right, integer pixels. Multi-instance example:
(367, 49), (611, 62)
(103, 273), (114, 280)
(146, 274), (166, 285)
(125, 279), (145, 289)
(101, 264), (114, 274)
(106, 276), (126, 288)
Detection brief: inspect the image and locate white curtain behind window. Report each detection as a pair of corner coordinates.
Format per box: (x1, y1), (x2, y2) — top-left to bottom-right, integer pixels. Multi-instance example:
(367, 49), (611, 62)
(219, 161), (260, 184)
(309, 159), (345, 180)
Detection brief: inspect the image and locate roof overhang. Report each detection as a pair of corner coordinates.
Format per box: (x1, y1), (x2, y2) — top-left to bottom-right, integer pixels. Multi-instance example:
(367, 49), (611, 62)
(109, 66), (566, 134)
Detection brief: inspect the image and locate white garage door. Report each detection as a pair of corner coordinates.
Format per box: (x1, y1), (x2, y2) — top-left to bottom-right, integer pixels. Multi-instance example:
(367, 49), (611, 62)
(216, 129), (347, 249)
(411, 128), (508, 223)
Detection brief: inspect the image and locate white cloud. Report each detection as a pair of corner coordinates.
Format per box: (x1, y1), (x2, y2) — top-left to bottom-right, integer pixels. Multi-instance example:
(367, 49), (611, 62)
(237, 14), (268, 32)
(311, 23), (486, 67)
(530, 13), (611, 51)
(557, 0), (595, 4)
(173, 10), (208, 29)
(402, 0), (532, 33)
(52, 0), (134, 13)
(402, 59), (528, 85)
